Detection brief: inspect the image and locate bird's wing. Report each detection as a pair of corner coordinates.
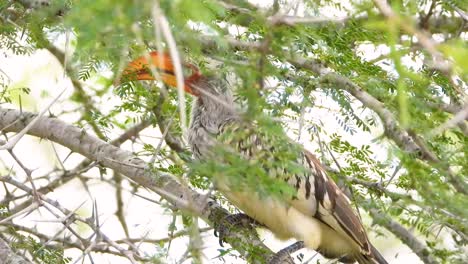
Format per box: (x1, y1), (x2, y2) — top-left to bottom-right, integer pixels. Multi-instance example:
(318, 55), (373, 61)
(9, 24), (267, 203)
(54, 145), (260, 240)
(297, 150), (372, 255)
(216, 122), (372, 254)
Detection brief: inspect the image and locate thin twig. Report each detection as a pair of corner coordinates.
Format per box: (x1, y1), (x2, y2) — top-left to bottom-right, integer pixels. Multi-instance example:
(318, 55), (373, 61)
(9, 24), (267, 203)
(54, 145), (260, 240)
(429, 103), (468, 137)
(151, 1), (188, 142)
(0, 88), (67, 150)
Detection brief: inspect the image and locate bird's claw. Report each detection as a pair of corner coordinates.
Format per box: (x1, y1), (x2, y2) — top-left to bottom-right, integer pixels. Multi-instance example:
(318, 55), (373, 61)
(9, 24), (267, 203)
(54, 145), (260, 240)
(214, 213), (258, 247)
(268, 241), (305, 264)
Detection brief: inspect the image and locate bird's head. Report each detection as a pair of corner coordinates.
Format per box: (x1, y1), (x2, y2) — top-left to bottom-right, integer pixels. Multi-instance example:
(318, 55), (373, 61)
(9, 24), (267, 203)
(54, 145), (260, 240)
(121, 51), (202, 96)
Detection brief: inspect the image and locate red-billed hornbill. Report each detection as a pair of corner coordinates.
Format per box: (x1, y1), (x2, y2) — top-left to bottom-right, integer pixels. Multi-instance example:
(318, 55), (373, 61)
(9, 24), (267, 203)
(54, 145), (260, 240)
(122, 52), (388, 264)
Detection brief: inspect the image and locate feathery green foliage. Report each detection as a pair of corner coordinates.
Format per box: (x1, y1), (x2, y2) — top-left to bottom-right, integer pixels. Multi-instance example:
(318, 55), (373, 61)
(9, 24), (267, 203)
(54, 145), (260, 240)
(0, 0), (466, 263)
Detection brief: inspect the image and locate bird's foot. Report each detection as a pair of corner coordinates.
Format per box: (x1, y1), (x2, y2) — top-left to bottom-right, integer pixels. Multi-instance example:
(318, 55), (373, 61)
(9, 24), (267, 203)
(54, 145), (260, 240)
(268, 241), (305, 264)
(315, 247), (354, 263)
(214, 213), (259, 247)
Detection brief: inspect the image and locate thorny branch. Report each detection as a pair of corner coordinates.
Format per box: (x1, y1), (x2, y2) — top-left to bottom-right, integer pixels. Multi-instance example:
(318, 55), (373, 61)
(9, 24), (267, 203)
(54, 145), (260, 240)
(0, 108), (275, 264)
(0, 116), (152, 261)
(0, 236), (33, 264)
(0, 174), (146, 262)
(0, 119), (151, 215)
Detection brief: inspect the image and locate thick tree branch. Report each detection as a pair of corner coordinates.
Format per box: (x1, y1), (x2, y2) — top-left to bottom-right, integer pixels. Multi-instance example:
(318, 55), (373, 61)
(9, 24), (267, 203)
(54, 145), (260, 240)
(0, 108), (274, 264)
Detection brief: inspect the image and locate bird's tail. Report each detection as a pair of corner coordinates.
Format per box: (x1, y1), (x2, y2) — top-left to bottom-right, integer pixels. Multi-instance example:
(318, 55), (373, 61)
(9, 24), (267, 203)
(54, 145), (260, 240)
(354, 244), (388, 264)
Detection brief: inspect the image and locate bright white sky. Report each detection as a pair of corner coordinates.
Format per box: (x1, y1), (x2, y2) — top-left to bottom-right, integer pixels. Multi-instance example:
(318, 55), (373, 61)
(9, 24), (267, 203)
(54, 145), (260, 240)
(0, 1), (428, 263)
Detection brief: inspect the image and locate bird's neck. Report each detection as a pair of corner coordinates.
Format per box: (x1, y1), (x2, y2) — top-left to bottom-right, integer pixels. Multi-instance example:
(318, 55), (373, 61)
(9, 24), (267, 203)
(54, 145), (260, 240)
(189, 77), (238, 135)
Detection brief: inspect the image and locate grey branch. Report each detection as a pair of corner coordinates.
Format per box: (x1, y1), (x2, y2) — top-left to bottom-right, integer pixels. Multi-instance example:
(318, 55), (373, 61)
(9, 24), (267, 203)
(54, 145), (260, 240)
(220, 1), (467, 34)
(430, 103), (468, 136)
(289, 57), (468, 196)
(368, 206), (439, 264)
(0, 108), (274, 264)
(0, 236), (33, 264)
(14, 0), (51, 9)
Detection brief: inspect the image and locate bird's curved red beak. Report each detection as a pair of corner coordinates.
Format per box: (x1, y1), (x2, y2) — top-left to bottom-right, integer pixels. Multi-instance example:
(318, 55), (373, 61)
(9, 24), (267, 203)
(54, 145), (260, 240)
(121, 51), (201, 96)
